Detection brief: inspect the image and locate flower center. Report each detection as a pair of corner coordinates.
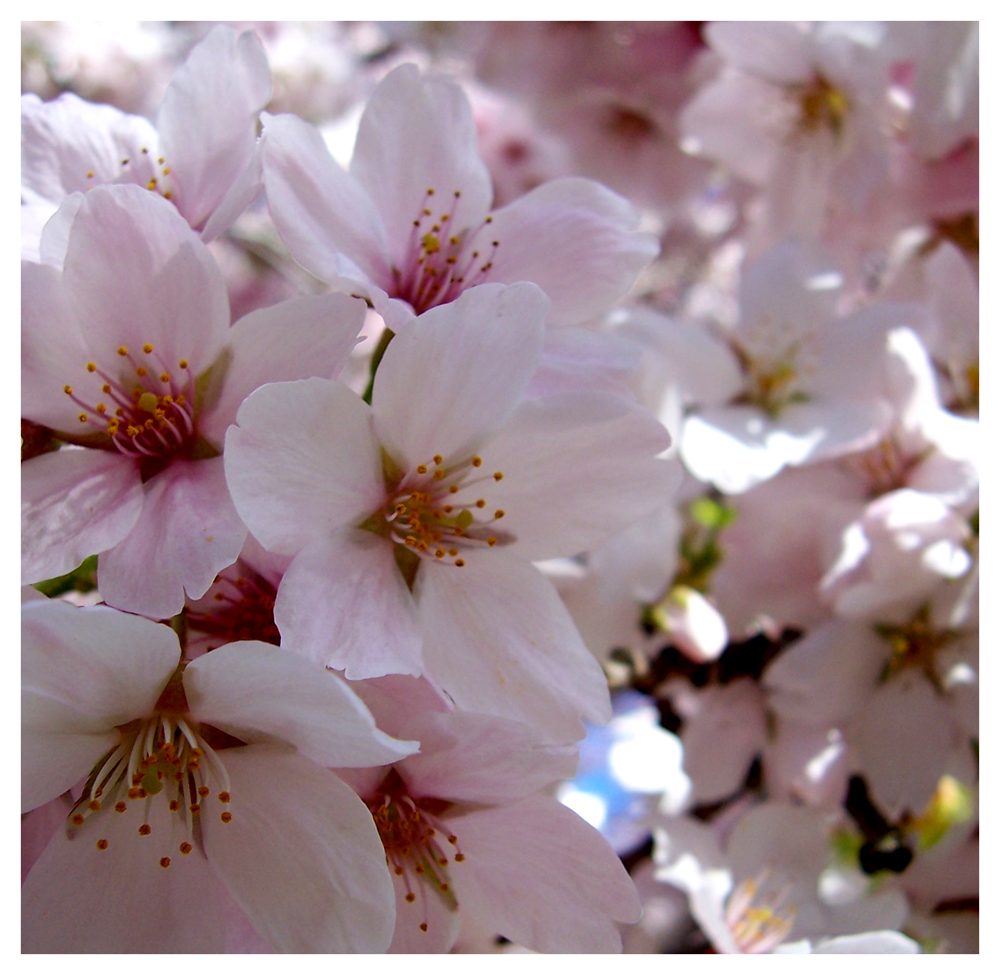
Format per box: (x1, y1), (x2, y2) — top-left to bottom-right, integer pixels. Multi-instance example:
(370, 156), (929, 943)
(848, 435), (925, 498)
(390, 188), (500, 314)
(63, 344), (196, 462)
(367, 769), (464, 934)
(794, 75), (850, 137)
(380, 451), (509, 569)
(68, 670), (236, 867)
(186, 567), (281, 650)
(724, 875), (795, 954)
(84, 146), (176, 202)
(875, 605), (960, 686)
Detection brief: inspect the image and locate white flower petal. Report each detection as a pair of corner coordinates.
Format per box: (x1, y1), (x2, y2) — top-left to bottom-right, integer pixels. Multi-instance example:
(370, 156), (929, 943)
(21, 449), (143, 584)
(185, 640), (417, 769)
(225, 378), (383, 554)
(97, 458), (247, 619)
(62, 184), (230, 373)
(274, 529), (423, 679)
(202, 746), (397, 953)
(452, 796), (640, 952)
(485, 390), (674, 559)
(486, 177), (658, 327)
(22, 786), (241, 952)
(418, 552), (611, 741)
(200, 292), (367, 443)
(262, 111), (391, 287)
(157, 25), (271, 232)
(349, 64), (492, 264)
(372, 282), (547, 469)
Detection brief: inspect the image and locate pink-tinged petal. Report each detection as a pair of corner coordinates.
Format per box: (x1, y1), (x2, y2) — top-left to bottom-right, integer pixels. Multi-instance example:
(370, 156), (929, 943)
(185, 640), (416, 768)
(275, 529), (422, 678)
(21, 92), (160, 204)
(398, 711), (576, 805)
(157, 25), (271, 232)
(485, 390), (674, 560)
(22, 794), (72, 882)
(22, 789), (243, 952)
(21, 259), (92, 431)
(349, 64), (492, 263)
(21, 201), (55, 263)
(225, 378), (384, 554)
(809, 932), (921, 954)
(679, 74), (786, 185)
(200, 293), (367, 443)
(202, 745), (397, 953)
(22, 601), (180, 720)
(853, 672), (956, 817)
(417, 552), (611, 741)
(62, 184), (230, 373)
(388, 871), (461, 953)
(98, 457), (246, 619)
(37, 192), (83, 268)
(21, 449), (143, 584)
(485, 178), (659, 327)
(451, 795), (640, 952)
(198, 136), (264, 243)
(372, 282), (547, 468)
(262, 111), (391, 287)
(22, 601), (180, 810)
(527, 326), (641, 398)
(706, 22), (815, 83)
(675, 679), (768, 804)
(764, 621), (887, 726)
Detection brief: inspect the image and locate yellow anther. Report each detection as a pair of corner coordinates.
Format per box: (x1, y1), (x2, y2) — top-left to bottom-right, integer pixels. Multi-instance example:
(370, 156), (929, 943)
(169, 800), (179, 811)
(138, 824), (151, 836)
(159, 857), (171, 868)
(487, 537), (497, 547)
(433, 469), (445, 480)
(114, 801), (127, 813)
(157, 157), (165, 164)
(420, 923), (428, 932)
(198, 786), (210, 798)
(86, 362), (97, 372)
(448, 485), (459, 494)
(162, 167), (171, 175)
(87, 799), (101, 811)
(179, 842), (193, 855)
(102, 383), (111, 393)
(218, 792), (230, 803)
(78, 413), (88, 423)
(455, 558), (465, 567)
(142, 344), (154, 353)
(494, 509), (505, 519)
(435, 549), (446, 558)
(189, 803), (201, 814)
(86, 170), (95, 178)
(147, 179), (157, 190)
(220, 811), (233, 824)
(448, 548), (458, 556)
(96, 839), (109, 850)
(162, 191), (171, 200)
(117, 346), (128, 356)
(96, 403), (106, 414)
(135, 366), (147, 377)
(433, 454), (443, 465)
(71, 814), (85, 826)
(64, 385), (73, 394)
(454, 853), (465, 862)
(493, 471), (503, 481)
(405, 893), (416, 903)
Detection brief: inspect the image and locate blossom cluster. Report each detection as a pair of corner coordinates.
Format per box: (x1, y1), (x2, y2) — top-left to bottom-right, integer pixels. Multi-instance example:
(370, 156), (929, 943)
(21, 21), (978, 954)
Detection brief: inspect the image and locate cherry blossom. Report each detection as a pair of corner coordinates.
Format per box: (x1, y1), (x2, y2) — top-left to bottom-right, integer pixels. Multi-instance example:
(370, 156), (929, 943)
(22, 24), (270, 261)
(22, 184), (366, 618)
(225, 282), (673, 739)
(22, 599), (416, 952)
